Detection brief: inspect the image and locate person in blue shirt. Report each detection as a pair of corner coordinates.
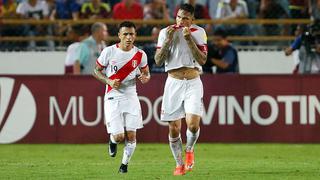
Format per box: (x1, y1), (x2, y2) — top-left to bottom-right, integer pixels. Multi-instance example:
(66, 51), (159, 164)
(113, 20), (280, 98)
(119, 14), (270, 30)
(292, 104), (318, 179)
(210, 28), (239, 74)
(54, 0), (80, 20)
(284, 24), (305, 74)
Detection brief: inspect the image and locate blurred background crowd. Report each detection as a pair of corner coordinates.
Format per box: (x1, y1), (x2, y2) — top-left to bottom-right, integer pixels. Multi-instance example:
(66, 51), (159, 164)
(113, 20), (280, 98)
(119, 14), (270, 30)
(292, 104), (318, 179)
(0, 0), (318, 74)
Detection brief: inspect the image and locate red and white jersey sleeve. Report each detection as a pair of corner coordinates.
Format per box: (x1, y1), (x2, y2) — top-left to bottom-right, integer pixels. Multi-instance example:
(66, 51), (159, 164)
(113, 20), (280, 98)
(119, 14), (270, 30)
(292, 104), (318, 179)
(192, 26), (208, 55)
(97, 44), (147, 98)
(96, 46), (110, 68)
(156, 24), (207, 72)
(139, 51), (148, 69)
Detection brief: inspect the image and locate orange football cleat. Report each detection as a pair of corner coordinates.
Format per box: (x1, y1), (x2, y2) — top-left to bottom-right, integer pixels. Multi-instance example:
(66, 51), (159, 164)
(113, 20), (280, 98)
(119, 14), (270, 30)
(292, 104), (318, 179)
(185, 150), (194, 171)
(173, 165), (186, 176)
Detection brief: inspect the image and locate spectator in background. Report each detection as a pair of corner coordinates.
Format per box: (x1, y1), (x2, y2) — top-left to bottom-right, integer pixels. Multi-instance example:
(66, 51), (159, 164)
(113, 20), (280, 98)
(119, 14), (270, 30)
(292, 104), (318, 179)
(244, 0), (258, 18)
(112, 0), (143, 19)
(289, 0), (308, 19)
(289, 0), (308, 34)
(141, 26), (164, 72)
(142, 0), (169, 36)
(207, 0), (220, 19)
(259, 0), (289, 36)
(51, 0), (80, 20)
(111, 0), (143, 35)
(49, 0), (80, 47)
(0, 0), (17, 18)
(309, 0), (320, 20)
(215, 0), (250, 37)
(0, 0), (20, 50)
(144, 0), (169, 20)
(166, 0), (182, 18)
(284, 25), (305, 74)
(210, 28), (239, 74)
(16, 0), (55, 50)
(65, 25), (89, 74)
(74, 22), (108, 74)
(80, 0), (111, 19)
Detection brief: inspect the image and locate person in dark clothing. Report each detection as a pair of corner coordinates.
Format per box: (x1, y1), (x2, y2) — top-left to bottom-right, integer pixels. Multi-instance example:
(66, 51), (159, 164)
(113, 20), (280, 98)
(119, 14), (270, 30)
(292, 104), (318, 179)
(210, 28), (239, 74)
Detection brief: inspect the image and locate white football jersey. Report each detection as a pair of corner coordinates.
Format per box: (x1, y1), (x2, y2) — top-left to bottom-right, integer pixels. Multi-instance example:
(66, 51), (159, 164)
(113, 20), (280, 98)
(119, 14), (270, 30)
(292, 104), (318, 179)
(97, 44), (148, 98)
(65, 42), (81, 66)
(156, 24), (207, 72)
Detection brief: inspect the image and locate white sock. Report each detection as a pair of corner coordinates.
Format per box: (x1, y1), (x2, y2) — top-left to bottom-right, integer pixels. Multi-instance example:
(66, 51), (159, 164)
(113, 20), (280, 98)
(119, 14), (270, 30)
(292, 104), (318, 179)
(121, 141), (136, 165)
(169, 134), (183, 166)
(110, 134), (118, 144)
(186, 128), (200, 152)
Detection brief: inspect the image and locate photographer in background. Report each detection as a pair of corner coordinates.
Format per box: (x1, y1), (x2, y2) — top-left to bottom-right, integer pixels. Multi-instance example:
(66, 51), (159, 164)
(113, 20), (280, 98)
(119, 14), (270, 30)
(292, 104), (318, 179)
(284, 24), (305, 74)
(208, 28), (239, 74)
(298, 20), (320, 74)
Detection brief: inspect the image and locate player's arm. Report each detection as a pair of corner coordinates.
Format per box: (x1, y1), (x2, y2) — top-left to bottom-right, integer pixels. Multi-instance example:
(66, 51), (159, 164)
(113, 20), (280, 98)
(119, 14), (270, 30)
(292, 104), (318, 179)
(211, 48), (235, 69)
(73, 60), (81, 75)
(183, 27), (207, 65)
(211, 58), (229, 69)
(138, 66), (151, 84)
(92, 63), (121, 89)
(154, 26), (175, 66)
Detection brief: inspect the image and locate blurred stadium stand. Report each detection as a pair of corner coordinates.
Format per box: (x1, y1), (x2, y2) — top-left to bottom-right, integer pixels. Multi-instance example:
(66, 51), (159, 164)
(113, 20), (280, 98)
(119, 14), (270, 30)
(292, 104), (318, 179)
(0, 18), (312, 51)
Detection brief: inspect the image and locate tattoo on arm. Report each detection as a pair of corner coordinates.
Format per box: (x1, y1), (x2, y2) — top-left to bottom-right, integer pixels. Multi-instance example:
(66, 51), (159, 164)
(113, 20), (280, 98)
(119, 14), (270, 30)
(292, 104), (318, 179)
(93, 65), (111, 85)
(154, 40), (171, 66)
(185, 37), (207, 65)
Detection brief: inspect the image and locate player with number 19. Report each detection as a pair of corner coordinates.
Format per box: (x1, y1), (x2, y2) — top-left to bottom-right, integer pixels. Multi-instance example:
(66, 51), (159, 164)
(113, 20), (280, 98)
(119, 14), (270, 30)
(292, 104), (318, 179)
(93, 21), (150, 173)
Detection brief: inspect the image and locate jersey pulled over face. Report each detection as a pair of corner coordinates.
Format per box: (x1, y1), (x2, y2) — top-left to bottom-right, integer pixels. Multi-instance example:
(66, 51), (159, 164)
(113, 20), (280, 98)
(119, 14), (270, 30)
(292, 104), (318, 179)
(118, 27), (136, 51)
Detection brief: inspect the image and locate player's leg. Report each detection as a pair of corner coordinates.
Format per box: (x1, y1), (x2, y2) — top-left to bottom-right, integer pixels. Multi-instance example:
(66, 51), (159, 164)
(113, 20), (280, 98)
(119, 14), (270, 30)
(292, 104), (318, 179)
(168, 119), (186, 175)
(118, 110), (143, 173)
(185, 114), (201, 171)
(104, 99), (124, 157)
(119, 130), (136, 173)
(160, 76), (186, 175)
(109, 133), (125, 157)
(184, 77), (203, 171)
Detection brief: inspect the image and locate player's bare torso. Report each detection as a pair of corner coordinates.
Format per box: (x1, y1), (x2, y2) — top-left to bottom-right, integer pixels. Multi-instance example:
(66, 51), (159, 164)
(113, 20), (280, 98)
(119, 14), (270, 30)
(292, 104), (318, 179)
(168, 67), (199, 80)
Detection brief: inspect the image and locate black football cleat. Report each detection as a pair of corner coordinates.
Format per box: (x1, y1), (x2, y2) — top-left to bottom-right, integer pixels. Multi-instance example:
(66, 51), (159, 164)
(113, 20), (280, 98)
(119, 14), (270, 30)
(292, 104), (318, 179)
(108, 140), (117, 157)
(118, 164), (128, 173)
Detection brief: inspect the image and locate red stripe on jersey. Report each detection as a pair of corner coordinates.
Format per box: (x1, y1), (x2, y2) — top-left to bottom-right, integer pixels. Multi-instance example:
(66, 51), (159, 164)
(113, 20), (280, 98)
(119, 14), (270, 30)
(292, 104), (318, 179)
(197, 44), (208, 54)
(116, 43), (119, 48)
(107, 51), (143, 93)
(171, 25), (198, 32)
(190, 28), (198, 32)
(96, 59), (106, 68)
(156, 46), (161, 49)
(172, 24), (183, 29)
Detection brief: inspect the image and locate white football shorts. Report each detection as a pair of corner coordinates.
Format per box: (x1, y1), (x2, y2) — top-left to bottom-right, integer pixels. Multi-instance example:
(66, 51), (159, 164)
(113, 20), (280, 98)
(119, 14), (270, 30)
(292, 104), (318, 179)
(160, 76), (204, 121)
(104, 95), (143, 135)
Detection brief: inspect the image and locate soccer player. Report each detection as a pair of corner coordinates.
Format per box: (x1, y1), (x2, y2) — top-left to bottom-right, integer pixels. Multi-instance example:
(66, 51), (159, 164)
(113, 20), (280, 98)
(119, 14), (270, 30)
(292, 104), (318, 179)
(93, 21), (151, 173)
(154, 3), (207, 176)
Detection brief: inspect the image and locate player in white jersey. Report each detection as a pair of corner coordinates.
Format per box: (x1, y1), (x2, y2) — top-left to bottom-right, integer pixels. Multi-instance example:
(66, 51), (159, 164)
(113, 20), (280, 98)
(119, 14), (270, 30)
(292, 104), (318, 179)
(155, 3), (207, 176)
(93, 21), (150, 174)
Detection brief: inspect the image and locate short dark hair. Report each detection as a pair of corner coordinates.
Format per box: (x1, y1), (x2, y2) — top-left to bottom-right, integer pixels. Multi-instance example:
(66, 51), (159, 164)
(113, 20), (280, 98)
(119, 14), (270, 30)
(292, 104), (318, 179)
(213, 28), (228, 39)
(118, 21), (136, 31)
(179, 3), (195, 16)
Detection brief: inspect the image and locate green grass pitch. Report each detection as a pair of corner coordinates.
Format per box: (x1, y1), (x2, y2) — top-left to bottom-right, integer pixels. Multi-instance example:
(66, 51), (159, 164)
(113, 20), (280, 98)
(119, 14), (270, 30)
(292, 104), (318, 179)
(1, 143), (320, 179)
